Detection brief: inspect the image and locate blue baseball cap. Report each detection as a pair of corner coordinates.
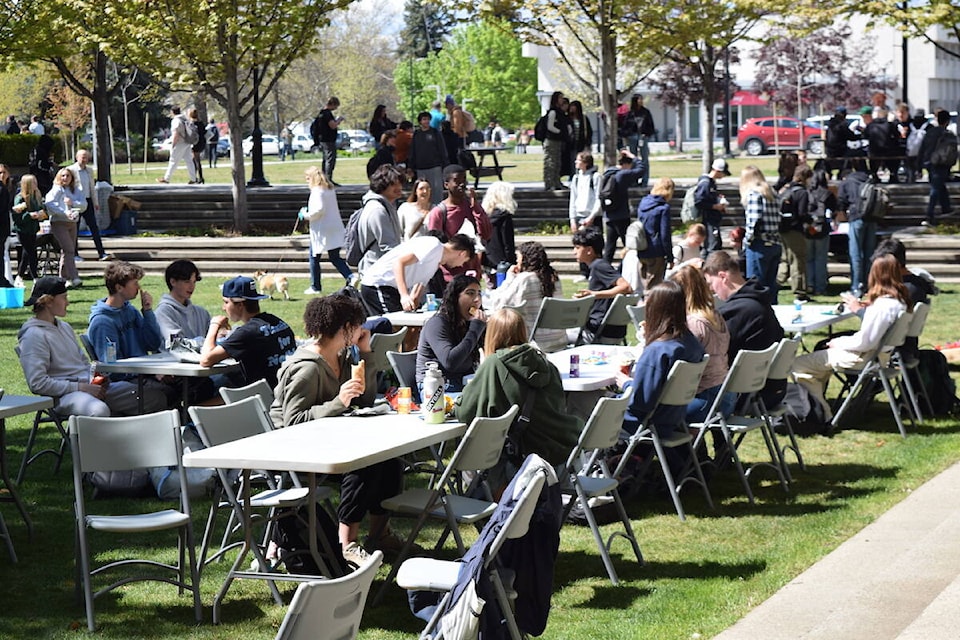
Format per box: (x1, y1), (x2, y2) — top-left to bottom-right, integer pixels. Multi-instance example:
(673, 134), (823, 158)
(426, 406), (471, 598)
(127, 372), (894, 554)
(221, 275), (267, 300)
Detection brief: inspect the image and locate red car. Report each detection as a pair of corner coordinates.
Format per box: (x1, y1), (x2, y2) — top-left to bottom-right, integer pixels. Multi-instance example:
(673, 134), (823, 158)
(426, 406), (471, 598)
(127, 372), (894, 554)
(737, 117), (824, 156)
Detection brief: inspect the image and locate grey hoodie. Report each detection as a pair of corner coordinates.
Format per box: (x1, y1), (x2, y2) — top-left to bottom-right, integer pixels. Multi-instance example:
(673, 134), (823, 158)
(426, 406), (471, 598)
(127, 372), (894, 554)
(155, 292), (212, 342)
(17, 317), (90, 398)
(357, 192), (402, 275)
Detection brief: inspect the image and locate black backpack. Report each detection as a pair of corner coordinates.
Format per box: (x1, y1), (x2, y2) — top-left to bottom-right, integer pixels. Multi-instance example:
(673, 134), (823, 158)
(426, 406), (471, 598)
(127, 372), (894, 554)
(457, 148), (477, 171)
(273, 505), (347, 575)
(533, 114), (548, 142)
(915, 349), (960, 417)
(597, 167), (619, 214)
(930, 131), (959, 167)
(778, 184), (806, 233)
(859, 179), (891, 221)
(344, 200), (377, 267)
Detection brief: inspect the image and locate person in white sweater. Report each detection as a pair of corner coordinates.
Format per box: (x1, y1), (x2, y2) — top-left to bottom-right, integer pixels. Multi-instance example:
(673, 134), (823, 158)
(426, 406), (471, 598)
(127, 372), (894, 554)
(17, 277), (141, 417)
(791, 254), (911, 420)
(568, 152), (602, 280)
(302, 166), (354, 294)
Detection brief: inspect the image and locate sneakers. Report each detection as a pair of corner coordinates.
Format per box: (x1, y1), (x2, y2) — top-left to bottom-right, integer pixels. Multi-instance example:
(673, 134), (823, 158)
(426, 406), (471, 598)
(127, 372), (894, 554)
(365, 530), (423, 556)
(921, 219), (937, 228)
(66, 278), (83, 289)
(348, 274), (361, 288)
(98, 253), (116, 261)
(74, 255), (84, 263)
(156, 177), (169, 184)
(342, 541), (371, 569)
(303, 287), (321, 295)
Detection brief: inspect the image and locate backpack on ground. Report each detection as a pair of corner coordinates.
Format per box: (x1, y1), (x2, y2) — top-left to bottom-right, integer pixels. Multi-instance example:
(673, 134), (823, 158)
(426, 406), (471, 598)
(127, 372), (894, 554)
(533, 114), (548, 142)
(273, 505), (347, 575)
(915, 349), (960, 416)
(906, 122), (927, 157)
(344, 202), (376, 267)
(782, 382), (830, 435)
(680, 178), (706, 224)
(597, 167), (619, 214)
(859, 179), (891, 221)
(625, 219), (649, 252)
(149, 424), (217, 500)
(930, 131), (959, 167)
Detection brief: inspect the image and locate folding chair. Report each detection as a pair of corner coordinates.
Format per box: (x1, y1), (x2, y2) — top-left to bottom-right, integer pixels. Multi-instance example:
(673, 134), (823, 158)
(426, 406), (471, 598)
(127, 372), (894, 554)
(528, 296), (593, 352)
(613, 357), (713, 521)
(374, 405), (519, 605)
(387, 350), (419, 403)
(397, 455), (554, 640)
(14, 345), (69, 484)
(275, 551), (383, 640)
(219, 378), (275, 407)
(592, 293), (643, 345)
(626, 304), (645, 338)
(561, 391), (644, 584)
(830, 311), (913, 438)
(896, 301), (933, 422)
(753, 337), (805, 481)
(69, 409), (202, 631)
(368, 327), (408, 374)
(690, 343), (788, 504)
(79, 333), (97, 361)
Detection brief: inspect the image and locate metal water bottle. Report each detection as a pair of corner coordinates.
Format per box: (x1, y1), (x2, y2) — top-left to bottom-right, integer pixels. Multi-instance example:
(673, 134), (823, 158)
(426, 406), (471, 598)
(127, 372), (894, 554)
(421, 362), (446, 424)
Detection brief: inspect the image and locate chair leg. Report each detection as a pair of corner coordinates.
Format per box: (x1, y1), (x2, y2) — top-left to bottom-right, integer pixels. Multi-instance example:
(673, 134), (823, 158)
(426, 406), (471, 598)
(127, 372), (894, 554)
(651, 436), (686, 520)
(17, 410), (67, 484)
(910, 366), (936, 417)
(879, 372), (910, 438)
(574, 482), (621, 584)
(76, 523), (96, 631)
(721, 428), (756, 504)
(682, 440), (715, 511)
(490, 567), (524, 640)
(758, 424), (791, 492)
(0, 510), (16, 562)
(899, 364), (924, 424)
(778, 412), (806, 472)
(610, 490), (644, 566)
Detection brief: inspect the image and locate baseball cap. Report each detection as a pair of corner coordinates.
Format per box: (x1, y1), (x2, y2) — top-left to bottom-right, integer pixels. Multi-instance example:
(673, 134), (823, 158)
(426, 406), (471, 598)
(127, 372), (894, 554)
(711, 158), (731, 176)
(859, 106), (873, 116)
(25, 276), (67, 306)
(445, 94), (455, 106)
(221, 276), (267, 300)
(836, 106), (847, 115)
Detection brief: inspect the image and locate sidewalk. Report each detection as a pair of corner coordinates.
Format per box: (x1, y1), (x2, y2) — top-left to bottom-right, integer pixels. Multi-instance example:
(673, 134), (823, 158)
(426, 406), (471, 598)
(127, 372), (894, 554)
(714, 461), (960, 639)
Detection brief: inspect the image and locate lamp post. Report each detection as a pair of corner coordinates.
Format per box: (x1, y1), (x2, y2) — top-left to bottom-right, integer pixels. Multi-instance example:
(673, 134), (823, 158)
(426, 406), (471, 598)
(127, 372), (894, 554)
(247, 66), (270, 187)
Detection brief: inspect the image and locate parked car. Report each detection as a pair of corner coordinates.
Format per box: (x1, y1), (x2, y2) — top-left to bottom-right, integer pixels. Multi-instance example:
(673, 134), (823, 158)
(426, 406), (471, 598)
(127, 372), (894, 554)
(152, 137), (173, 153)
(737, 117), (824, 156)
(336, 131), (350, 150)
(216, 138), (231, 157)
(340, 129), (375, 153)
(241, 134), (280, 156)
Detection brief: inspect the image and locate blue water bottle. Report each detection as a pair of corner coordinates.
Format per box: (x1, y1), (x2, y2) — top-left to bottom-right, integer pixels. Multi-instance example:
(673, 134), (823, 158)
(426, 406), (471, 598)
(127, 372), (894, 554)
(495, 262), (510, 288)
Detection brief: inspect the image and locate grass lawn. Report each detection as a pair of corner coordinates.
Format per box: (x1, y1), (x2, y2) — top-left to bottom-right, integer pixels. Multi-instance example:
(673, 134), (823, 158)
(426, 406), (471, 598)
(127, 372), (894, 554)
(0, 273), (958, 638)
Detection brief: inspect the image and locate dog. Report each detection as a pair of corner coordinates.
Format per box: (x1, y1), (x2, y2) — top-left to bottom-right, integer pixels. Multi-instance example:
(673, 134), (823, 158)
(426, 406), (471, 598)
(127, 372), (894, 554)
(253, 270), (290, 300)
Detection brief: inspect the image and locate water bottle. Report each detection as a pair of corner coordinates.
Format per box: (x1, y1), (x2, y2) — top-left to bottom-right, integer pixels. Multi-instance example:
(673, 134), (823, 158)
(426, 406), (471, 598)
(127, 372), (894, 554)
(495, 261), (510, 288)
(792, 299), (804, 324)
(104, 337), (117, 363)
(421, 362), (446, 424)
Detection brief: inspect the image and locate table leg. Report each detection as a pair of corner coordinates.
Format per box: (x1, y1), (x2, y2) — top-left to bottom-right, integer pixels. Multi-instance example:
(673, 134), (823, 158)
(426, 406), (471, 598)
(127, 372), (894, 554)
(474, 153), (484, 189)
(306, 472), (341, 578)
(180, 377), (190, 422)
(491, 151), (503, 180)
(0, 419), (34, 539)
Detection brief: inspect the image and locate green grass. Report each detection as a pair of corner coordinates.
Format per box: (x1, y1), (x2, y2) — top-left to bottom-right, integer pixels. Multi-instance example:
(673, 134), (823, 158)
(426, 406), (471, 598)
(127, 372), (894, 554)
(0, 274), (958, 638)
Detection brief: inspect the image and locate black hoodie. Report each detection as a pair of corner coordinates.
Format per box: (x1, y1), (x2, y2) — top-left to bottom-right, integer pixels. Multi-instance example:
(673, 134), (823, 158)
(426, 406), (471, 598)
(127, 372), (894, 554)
(719, 278), (784, 366)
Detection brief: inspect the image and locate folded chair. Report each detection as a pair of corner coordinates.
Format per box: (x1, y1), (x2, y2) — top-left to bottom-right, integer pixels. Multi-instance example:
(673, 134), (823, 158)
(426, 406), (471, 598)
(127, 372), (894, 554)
(69, 409), (202, 631)
(614, 357), (713, 521)
(561, 391), (644, 584)
(592, 293), (643, 345)
(274, 551), (383, 640)
(529, 296), (594, 351)
(626, 304), (645, 338)
(690, 343), (788, 504)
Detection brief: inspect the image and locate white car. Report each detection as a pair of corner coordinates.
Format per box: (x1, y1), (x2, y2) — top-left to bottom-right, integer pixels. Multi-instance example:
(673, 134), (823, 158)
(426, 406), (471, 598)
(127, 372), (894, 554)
(152, 137), (173, 152)
(241, 134), (280, 156)
(292, 134), (315, 152)
(340, 129), (375, 153)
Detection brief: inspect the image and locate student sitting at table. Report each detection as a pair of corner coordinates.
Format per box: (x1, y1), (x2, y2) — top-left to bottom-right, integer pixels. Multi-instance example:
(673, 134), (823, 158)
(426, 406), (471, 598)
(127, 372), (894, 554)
(416, 274), (486, 392)
(487, 241), (567, 352)
(269, 293), (403, 569)
(454, 308), (582, 493)
(18, 276), (148, 417)
(571, 226), (633, 344)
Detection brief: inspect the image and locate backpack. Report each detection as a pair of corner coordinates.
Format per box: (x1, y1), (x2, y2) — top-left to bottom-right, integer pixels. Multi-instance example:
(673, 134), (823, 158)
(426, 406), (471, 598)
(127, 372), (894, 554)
(905, 122), (927, 157)
(859, 179), (891, 221)
(680, 178), (707, 224)
(309, 115), (323, 142)
(597, 167), (619, 214)
(930, 131), (959, 167)
(183, 119), (200, 146)
(915, 349), (960, 416)
(205, 123), (219, 143)
(778, 184), (806, 233)
(149, 425), (217, 500)
(782, 382), (830, 435)
(533, 114), (548, 142)
(344, 200), (378, 267)
(457, 148), (477, 171)
(273, 505), (347, 575)
(625, 219), (649, 252)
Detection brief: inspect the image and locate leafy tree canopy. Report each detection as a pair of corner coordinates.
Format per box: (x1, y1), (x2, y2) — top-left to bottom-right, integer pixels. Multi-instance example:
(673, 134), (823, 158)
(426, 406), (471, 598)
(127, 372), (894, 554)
(397, 0), (455, 59)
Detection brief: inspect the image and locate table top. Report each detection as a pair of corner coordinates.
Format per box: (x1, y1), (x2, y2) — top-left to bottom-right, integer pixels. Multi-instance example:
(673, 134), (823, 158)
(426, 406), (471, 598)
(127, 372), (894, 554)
(381, 310), (437, 328)
(773, 304), (857, 335)
(183, 413), (466, 475)
(547, 345), (639, 392)
(94, 352), (240, 378)
(467, 145), (507, 154)
(0, 394), (54, 420)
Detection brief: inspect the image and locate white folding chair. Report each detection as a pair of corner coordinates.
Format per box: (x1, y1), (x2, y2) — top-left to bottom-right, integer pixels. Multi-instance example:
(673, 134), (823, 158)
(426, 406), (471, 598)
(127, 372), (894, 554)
(752, 337), (805, 481)
(831, 311), (914, 438)
(896, 301), (933, 421)
(614, 357), (714, 521)
(626, 304), (645, 338)
(274, 551), (383, 640)
(592, 293), (643, 345)
(561, 391), (644, 584)
(529, 296), (594, 351)
(14, 345), (68, 484)
(374, 405), (519, 605)
(368, 327), (408, 374)
(69, 409), (202, 631)
(690, 343), (788, 504)
(219, 378), (275, 407)
(397, 456), (554, 640)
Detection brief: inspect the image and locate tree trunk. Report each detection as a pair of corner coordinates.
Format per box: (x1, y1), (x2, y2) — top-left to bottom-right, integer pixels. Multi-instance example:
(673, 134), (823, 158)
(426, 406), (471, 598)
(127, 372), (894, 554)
(92, 50), (112, 184)
(224, 70), (248, 232)
(700, 44), (717, 175)
(598, 2), (618, 168)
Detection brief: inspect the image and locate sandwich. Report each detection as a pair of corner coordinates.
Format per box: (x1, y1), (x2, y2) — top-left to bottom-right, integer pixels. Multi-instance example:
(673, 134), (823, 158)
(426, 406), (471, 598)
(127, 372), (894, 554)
(351, 360), (366, 393)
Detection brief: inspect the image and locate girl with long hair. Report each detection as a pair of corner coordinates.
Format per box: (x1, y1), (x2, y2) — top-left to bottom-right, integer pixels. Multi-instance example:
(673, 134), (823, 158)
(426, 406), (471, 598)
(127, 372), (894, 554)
(806, 169), (838, 295)
(44, 168), (81, 286)
(739, 164), (781, 304)
(302, 166), (353, 294)
(398, 179), (432, 240)
(416, 274), (486, 391)
(480, 180), (517, 275)
(368, 104), (396, 150)
(12, 174), (45, 280)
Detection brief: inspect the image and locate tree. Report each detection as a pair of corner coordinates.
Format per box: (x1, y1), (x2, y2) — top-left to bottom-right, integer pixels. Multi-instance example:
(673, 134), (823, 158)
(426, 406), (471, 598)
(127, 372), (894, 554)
(857, 0), (960, 63)
(0, 66), (57, 124)
(397, 0), (454, 60)
(393, 20), (539, 127)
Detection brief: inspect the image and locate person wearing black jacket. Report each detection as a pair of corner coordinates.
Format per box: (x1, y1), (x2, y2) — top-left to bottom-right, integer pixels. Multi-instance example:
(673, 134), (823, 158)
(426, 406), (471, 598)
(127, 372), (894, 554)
(825, 107), (858, 178)
(779, 165), (813, 300)
(28, 135), (57, 195)
(368, 104), (396, 151)
(621, 94), (656, 187)
(836, 159), (874, 295)
(919, 109), (955, 226)
(864, 108), (901, 183)
(602, 149), (647, 263)
(542, 91), (568, 191)
(409, 112), (449, 206)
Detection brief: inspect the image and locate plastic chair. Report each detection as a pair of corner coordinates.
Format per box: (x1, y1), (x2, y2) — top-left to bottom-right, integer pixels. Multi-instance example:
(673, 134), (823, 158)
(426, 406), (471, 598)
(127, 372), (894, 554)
(69, 409), (202, 631)
(897, 302), (933, 421)
(219, 378), (275, 407)
(529, 296), (594, 351)
(561, 391), (644, 584)
(614, 357), (713, 521)
(13, 345), (68, 484)
(79, 333), (98, 361)
(275, 551), (383, 640)
(397, 455), (553, 640)
(387, 350), (419, 403)
(367, 327), (408, 375)
(626, 304), (645, 338)
(752, 338), (805, 481)
(592, 293), (643, 345)
(689, 343), (787, 504)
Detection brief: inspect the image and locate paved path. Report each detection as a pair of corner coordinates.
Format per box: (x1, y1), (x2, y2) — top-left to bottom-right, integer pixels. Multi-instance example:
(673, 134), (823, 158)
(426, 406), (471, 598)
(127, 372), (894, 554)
(715, 461), (960, 639)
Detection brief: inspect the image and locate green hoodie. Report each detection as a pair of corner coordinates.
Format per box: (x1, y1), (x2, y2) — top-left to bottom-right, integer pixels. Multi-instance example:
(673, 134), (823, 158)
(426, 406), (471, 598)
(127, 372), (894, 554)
(454, 343), (582, 465)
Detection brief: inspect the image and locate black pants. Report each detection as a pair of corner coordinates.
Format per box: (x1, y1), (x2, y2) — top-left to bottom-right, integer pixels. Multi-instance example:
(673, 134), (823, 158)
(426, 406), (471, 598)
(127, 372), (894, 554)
(603, 218), (630, 263)
(338, 459), (403, 523)
(17, 231), (37, 278)
(360, 284), (401, 315)
(321, 141), (338, 182)
(76, 198), (105, 258)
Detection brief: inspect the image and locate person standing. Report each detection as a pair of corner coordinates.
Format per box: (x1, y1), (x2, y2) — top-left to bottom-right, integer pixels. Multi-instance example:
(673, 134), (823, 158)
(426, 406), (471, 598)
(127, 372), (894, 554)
(368, 104), (397, 150)
(568, 151), (601, 274)
(919, 109), (956, 227)
(621, 95), (656, 187)
(44, 168), (82, 287)
(777, 164), (812, 302)
(187, 108), (205, 184)
(408, 111), (448, 206)
(67, 149), (112, 263)
(205, 118), (219, 168)
(837, 158), (875, 296)
(426, 164), (492, 282)
(0, 165), (16, 287)
(542, 91), (567, 191)
(28, 135), (57, 195)
(279, 127), (295, 162)
(825, 107), (857, 178)
(356, 165), (406, 279)
(566, 101), (593, 180)
(28, 115), (44, 135)
(311, 97), (343, 186)
(301, 166), (353, 294)
(806, 169), (837, 296)
(864, 108), (900, 183)
(5, 116), (18, 134)
(157, 106), (197, 184)
(398, 179), (433, 241)
(635, 176), (675, 293)
(602, 149), (647, 264)
(694, 159), (731, 259)
(12, 174), (45, 280)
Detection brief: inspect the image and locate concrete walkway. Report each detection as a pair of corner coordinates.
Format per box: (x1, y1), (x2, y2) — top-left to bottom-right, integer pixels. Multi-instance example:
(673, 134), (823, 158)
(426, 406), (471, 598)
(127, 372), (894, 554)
(715, 461), (960, 639)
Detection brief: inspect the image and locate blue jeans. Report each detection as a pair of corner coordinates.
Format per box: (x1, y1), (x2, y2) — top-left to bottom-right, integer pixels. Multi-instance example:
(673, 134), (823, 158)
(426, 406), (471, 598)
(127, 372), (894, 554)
(309, 247), (353, 290)
(686, 386), (737, 424)
(927, 166), (953, 222)
(806, 236), (830, 294)
(745, 241), (782, 305)
(847, 217), (877, 295)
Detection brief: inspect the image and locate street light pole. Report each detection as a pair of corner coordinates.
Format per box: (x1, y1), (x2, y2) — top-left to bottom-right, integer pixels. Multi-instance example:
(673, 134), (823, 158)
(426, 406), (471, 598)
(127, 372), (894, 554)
(247, 66), (270, 187)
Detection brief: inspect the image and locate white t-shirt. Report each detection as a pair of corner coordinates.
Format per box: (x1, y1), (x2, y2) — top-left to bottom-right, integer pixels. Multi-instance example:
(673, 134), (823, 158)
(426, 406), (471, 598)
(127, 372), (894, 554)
(360, 236), (443, 289)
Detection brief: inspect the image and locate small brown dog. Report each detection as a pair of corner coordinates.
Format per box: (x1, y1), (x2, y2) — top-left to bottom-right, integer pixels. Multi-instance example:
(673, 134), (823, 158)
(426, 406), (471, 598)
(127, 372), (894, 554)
(253, 270), (290, 300)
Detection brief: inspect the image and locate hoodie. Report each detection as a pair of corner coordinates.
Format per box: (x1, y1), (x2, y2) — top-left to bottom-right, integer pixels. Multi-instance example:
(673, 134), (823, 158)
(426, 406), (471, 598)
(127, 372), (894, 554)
(17, 317), (90, 398)
(454, 343), (582, 465)
(87, 298), (163, 362)
(718, 278), (784, 366)
(636, 194), (672, 258)
(155, 293), (212, 342)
